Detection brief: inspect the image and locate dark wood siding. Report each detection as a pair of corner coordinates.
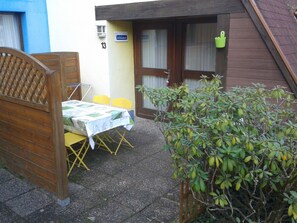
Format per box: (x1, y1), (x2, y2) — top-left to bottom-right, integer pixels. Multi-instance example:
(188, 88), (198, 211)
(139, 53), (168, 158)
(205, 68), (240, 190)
(226, 12), (290, 90)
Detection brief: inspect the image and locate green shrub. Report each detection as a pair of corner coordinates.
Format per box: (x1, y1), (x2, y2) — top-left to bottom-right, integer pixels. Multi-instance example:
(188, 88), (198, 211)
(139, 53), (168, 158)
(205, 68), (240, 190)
(138, 75), (297, 222)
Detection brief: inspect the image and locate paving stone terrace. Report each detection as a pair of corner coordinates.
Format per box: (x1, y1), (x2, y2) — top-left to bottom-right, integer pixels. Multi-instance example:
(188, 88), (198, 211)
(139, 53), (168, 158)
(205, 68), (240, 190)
(0, 117), (180, 223)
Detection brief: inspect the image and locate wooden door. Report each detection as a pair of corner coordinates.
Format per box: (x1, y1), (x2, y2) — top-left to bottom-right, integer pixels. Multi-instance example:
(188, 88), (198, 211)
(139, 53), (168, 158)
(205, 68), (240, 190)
(134, 22), (174, 119)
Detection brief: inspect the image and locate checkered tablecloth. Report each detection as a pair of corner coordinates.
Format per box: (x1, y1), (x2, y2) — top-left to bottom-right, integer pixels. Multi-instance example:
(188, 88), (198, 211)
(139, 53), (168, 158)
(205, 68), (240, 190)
(62, 100), (134, 148)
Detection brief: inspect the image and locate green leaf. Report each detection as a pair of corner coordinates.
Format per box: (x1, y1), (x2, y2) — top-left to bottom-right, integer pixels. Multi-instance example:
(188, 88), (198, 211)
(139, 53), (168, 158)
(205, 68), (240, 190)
(222, 160), (228, 172)
(227, 159), (234, 171)
(216, 139), (222, 147)
(208, 156), (215, 167)
(253, 158), (259, 166)
(215, 178), (223, 185)
(269, 151), (276, 159)
(209, 192), (217, 197)
(270, 182), (278, 191)
(240, 150), (246, 159)
(237, 108), (244, 116)
(193, 182), (200, 192)
(236, 181), (241, 191)
(191, 170), (196, 179)
(199, 179), (206, 192)
(244, 156), (252, 163)
(215, 199), (219, 206)
(246, 142), (254, 151)
(290, 191), (297, 198)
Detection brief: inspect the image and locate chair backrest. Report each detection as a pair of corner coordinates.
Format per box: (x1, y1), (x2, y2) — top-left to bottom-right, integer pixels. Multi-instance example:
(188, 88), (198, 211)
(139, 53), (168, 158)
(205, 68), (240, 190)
(111, 98), (133, 110)
(93, 95), (110, 105)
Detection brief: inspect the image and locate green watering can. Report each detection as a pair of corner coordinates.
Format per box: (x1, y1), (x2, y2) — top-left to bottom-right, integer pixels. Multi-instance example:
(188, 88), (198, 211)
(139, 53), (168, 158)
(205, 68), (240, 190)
(215, 31), (226, 48)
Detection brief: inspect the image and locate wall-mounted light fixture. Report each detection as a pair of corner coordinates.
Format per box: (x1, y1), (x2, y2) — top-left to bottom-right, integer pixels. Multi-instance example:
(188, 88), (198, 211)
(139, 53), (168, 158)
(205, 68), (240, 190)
(97, 25), (106, 38)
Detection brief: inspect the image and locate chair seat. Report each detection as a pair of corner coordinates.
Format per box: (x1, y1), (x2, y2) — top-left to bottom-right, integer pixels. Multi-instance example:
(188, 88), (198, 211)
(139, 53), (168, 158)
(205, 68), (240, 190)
(65, 132), (87, 147)
(64, 132), (90, 176)
(93, 95), (110, 105)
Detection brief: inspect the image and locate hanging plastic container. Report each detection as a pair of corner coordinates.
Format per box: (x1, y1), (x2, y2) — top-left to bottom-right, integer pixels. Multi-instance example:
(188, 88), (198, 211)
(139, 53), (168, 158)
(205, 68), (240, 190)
(215, 31), (226, 48)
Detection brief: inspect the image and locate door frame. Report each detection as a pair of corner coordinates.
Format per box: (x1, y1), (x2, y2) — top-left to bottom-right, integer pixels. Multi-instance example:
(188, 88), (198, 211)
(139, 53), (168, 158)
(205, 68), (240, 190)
(133, 21), (174, 119)
(133, 15), (230, 119)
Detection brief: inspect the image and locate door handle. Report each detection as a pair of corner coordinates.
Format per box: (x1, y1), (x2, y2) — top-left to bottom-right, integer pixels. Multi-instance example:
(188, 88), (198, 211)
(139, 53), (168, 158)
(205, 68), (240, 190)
(163, 70), (170, 76)
(163, 69), (171, 86)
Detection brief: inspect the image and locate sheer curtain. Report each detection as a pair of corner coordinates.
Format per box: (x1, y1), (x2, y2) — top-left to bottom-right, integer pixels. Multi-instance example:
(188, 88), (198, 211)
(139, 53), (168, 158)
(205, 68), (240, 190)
(185, 23), (216, 72)
(0, 14), (21, 49)
(141, 29), (167, 69)
(184, 23), (216, 90)
(141, 29), (167, 109)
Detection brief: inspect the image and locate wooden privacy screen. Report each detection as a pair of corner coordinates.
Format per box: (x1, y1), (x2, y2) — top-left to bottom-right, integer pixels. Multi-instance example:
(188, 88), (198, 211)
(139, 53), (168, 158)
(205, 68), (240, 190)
(0, 47), (68, 200)
(179, 180), (205, 222)
(32, 52), (82, 101)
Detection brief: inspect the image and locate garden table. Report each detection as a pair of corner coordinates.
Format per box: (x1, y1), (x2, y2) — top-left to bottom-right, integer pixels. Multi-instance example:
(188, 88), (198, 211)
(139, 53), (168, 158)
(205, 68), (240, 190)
(62, 100), (134, 152)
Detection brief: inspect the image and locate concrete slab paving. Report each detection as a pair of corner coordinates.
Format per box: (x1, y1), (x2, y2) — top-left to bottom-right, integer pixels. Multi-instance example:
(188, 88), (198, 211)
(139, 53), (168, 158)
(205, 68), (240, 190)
(0, 117), (180, 223)
(0, 169), (14, 184)
(5, 189), (54, 217)
(0, 177), (35, 202)
(113, 186), (159, 212)
(88, 175), (133, 199)
(141, 198), (179, 223)
(122, 213), (160, 223)
(75, 200), (135, 223)
(0, 203), (26, 223)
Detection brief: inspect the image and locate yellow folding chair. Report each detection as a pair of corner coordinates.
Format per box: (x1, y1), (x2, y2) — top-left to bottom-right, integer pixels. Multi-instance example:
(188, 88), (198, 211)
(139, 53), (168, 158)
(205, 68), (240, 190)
(111, 97), (132, 110)
(64, 132), (90, 176)
(92, 95), (115, 153)
(93, 95), (110, 105)
(111, 98), (134, 155)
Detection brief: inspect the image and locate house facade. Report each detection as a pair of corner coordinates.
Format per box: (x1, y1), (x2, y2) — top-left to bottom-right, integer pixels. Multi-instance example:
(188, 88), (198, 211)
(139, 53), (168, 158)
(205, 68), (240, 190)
(1, 0), (296, 119)
(95, 0), (297, 119)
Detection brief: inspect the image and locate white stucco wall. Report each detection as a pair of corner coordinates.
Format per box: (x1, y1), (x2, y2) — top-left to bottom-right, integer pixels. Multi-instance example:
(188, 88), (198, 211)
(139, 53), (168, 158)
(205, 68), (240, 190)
(46, 0), (109, 102)
(46, 0), (157, 103)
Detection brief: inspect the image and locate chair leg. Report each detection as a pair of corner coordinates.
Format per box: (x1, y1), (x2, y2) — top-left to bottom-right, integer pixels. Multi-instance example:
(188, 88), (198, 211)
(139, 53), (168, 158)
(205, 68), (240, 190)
(102, 133), (115, 143)
(114, 129), (134, 155)
(67, 142), (90, 176)
(95, 135), (114, 154)
(66, 156), (71, 170)
(77, 142), (90, 168)
(116, 129), (134, 148)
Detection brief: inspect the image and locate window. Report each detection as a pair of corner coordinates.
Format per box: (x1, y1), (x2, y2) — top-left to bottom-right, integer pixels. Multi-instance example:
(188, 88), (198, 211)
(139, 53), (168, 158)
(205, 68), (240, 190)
(184, 23), (217, 72)
(0, 13), (22, 49)
(182, 21), (217, 91)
